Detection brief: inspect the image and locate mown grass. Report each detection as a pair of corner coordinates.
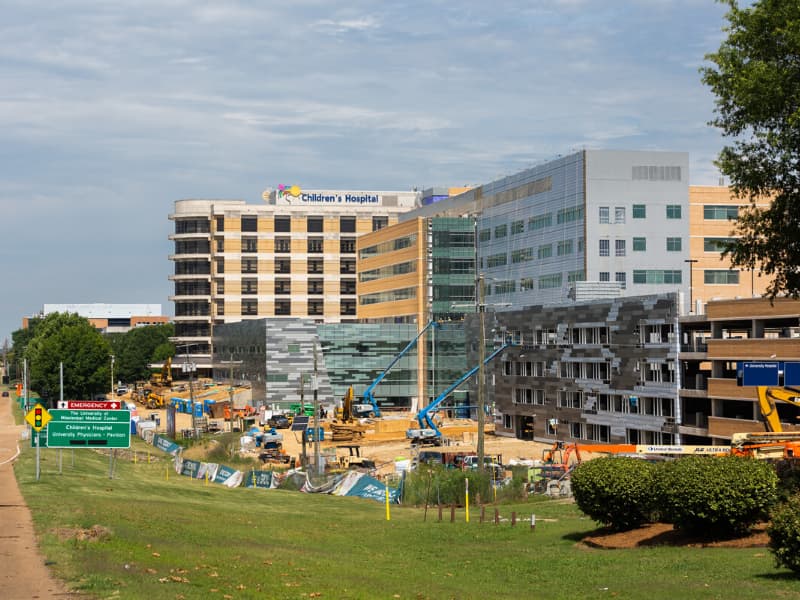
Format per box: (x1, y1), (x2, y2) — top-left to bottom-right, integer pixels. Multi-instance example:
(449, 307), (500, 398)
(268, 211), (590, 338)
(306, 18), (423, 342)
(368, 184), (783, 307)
(13, 439), (800, 600)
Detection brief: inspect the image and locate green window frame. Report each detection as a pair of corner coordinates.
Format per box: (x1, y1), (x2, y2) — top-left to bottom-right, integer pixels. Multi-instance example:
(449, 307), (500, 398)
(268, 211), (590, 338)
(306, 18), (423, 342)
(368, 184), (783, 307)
(511, 220), (525, 234)
(703, 205), (739, 220)
(704, 270), (740, 284)
(666, 205), (682, 219)
(632, 204), (646, 219)
(633, 237), (647, 251)
(666, 237), (682, 252)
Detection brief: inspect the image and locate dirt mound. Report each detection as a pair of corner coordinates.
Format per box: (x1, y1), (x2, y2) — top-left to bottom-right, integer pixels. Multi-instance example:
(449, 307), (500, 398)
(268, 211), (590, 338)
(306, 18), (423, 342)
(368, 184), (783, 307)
(582, 522), (769, 549)
(56, 524), (112, 542)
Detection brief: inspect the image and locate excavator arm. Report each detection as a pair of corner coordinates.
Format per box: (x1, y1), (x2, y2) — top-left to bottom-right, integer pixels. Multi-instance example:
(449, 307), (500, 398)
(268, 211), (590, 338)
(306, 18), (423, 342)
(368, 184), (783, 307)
(756, 386), (800, 432)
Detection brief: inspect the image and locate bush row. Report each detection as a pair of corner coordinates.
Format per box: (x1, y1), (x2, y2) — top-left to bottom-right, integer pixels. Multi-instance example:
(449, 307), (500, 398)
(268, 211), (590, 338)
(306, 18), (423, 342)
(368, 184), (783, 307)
(570, 455), (778, 536)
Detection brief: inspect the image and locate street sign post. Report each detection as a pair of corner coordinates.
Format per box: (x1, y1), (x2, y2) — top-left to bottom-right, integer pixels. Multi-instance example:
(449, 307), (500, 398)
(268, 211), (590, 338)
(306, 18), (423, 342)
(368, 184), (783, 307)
(56, 400), (123, 410)
(46, 409), (131, 449)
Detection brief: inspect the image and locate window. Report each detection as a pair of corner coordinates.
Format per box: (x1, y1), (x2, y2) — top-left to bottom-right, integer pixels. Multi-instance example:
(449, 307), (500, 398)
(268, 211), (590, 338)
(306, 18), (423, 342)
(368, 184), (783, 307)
(274, 278), (291, 295)
(615, 272), (626, 289)
(307, 217), (324, 233)
(632, 204), (646, 219)
(614, 207), (625, 224)
(704, 270), (740, 284)
(578, 237), (584, 253)
(633, 270), (682, 284)
(340, 299), (356, 316)
(274, 216), (291, 232)
(241, 216), (257, 232)
(339, 217), (356, 233)
(274, 300), (291, 316)
(615, 239), (626, 257)
(372, 216), (388, 231)
(528, 214), (552, 231)
(539, 273), (562, 289)
(275, 237), (291, 253)
(216, 258), (225, 274)
(537, 244), (552, 259)
(599, 239), (610, 257)
(558, 206), (583, 224)
(704, 237), (735, 252)
(242, 278), (258, 295)
(340, 279), (356, 295)
(520, 277), (534, 291)
(511, 220), (525, 234)
(557, 240), (573, 256)
(308, 300), (324, 316)
(494, 224), (507, 238)
(633, 237), (647, 251)
(275, 258), (291, 274)
(308, 278), (324, 295)
(494, 280), (515, 294)
(215, 216), (224, 232)
(666, 237), (682, 251)
(479, 228), (491, 242)
(511, 248), (533, 263)
(242, 299), (258, 316)
(241, 258), (257, 273)
(666, 205), (682, 219)
(487, 253), (507, 267)
(215, 279), (224, 294)
(242, 236), (258, 253)
(340, 258), (356, 274)
(599, 207), (610, 224)
(599, 271), (610, 282)
(308, 258), (324, 274)
(704, 205), (739, 220)
(568, 270), (585, 283)
(340, 238), (356, 253)
(307, 237), (324, 253)
(216, 238), (224, 253)
(216, 300), (224, 316)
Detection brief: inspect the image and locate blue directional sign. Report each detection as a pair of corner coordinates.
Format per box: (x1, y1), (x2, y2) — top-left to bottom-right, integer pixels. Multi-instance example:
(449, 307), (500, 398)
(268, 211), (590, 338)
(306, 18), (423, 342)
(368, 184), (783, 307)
(741, 361), (780, 386)
(784, 362), (800, 386)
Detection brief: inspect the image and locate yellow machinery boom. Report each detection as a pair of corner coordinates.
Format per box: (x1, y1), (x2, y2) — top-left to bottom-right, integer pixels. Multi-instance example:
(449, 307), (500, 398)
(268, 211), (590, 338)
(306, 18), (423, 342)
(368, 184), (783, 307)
(756, 386), (800, 432)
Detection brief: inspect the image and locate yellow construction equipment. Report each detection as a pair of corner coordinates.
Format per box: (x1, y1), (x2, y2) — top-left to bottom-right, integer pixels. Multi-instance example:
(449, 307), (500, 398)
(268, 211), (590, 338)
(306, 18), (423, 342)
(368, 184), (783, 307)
(756, 386), (800, 432)
(150, 356), (173, 387)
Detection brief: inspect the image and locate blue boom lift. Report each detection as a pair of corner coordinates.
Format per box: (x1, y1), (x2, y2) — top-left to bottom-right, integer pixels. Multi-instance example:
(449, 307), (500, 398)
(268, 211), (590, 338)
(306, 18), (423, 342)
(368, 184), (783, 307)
(359, 320), (438, 418)
(407, 341), (511, 445)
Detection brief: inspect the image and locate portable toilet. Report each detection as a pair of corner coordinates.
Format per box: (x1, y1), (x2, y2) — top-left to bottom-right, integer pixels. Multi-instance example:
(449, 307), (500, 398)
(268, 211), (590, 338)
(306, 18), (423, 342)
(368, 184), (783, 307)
(193, 401), (204, 418)
(203, 399), (216, 415)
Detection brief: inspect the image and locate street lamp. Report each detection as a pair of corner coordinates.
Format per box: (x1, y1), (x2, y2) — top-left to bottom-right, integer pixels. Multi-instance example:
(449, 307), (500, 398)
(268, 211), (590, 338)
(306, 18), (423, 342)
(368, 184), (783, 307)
(110, 355), (115, 399)
(684, 259), (698, 314)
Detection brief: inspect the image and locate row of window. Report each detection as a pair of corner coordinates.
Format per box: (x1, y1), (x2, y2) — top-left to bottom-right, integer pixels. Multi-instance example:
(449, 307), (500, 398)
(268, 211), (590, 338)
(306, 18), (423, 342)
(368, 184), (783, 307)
(214, 257), (356, 275)
(210, 237), (357, 255)
(599, 204), (683, 224)
(215, 215), (389, 234)
(481, 238), (585, 268)
(359, 234), (416, 259)
(215, 278), (357, 296)
(215, 299), (356, 317)
(512, 388), (675, 413)
(599, 237), (683, 256)
(478, 205), (584, 241)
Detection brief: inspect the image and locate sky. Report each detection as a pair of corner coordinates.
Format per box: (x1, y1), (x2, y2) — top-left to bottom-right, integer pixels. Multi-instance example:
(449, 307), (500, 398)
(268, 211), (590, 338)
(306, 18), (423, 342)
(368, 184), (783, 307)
(0, 0), (733, 344)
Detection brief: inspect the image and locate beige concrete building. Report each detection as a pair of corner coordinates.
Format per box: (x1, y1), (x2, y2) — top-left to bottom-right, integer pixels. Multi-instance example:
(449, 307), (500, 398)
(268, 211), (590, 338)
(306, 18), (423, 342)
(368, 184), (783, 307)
(170, 189), (419, 370)
(687, 185), (772, 312)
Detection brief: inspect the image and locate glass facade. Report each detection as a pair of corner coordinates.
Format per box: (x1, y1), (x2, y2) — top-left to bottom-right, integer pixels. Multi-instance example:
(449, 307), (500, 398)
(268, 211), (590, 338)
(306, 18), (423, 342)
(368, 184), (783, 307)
(430, 217), (477, 321)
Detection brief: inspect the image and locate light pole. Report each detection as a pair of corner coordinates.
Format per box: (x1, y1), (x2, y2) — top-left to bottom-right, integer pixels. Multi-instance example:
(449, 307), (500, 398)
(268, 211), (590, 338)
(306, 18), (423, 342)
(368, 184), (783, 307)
(477, 275), (486, 474)
(110, 355), (115, 399)
(684, 259), (698, 314)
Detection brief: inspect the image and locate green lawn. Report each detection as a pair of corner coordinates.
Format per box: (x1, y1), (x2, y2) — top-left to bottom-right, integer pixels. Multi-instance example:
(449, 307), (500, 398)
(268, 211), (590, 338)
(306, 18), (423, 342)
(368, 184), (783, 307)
(14, 440), (800, 600)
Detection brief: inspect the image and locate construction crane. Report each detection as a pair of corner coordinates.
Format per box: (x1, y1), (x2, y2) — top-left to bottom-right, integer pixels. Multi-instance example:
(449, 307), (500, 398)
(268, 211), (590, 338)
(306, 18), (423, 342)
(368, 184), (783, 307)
(361, 320), (438, 418)
(407, 341), (511, 445)
(756, 386), (800, 432)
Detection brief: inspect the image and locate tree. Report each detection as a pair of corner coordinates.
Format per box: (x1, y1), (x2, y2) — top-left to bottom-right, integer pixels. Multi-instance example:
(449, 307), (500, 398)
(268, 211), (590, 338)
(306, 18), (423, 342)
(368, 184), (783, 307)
(112, 323), (175, 384)
(25, 313), (112, 403)
(701, 0), (800, 298)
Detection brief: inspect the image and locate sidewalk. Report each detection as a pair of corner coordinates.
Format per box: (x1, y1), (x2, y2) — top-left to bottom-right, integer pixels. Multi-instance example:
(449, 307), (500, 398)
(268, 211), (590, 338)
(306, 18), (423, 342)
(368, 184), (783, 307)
(0, 394), (77, 598)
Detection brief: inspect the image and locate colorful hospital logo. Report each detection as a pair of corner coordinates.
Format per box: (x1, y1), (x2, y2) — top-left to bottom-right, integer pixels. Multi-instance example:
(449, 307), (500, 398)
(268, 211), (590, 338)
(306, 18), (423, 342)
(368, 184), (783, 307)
(277, 184), (302, 201)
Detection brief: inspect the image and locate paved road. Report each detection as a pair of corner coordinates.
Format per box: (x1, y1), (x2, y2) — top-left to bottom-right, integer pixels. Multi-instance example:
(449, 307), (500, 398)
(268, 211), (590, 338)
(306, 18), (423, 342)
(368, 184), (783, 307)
(0, 393), (77, 598)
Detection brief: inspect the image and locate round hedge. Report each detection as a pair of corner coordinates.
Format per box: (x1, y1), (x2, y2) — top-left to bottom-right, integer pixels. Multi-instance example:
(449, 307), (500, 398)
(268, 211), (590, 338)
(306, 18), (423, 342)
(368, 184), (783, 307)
(654, 455), (777, 536)
(570, 456), (657, 531)
(768, 494), (800, 573)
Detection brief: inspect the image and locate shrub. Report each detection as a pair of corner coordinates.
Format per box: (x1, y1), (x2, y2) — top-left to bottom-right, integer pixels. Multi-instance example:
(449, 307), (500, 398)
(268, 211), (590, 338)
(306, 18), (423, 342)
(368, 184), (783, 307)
(654, 455), (777, 536)
(570, 457), (657, 531)
(402, 465), (494, 506)
(768, 494), (800, 573)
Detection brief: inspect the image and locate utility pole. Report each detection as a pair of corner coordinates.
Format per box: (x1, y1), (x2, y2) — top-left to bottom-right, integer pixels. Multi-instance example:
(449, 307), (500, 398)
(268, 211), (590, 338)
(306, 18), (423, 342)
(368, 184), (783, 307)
(477, 274), (486, 474)
(312, 345), (321, 475)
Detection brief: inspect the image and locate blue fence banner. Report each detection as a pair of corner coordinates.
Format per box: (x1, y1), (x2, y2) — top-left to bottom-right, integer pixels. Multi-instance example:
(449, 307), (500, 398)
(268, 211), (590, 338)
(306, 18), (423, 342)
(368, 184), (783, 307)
(180, 459), (201, 478)
(153, 434), (182, 456)
(345, 475), (400, 504)
(244, 470), (274, 489)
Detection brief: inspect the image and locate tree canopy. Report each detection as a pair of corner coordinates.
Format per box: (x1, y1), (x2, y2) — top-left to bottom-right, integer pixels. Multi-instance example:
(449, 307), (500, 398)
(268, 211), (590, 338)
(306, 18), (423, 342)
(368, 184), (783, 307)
(701, 0), (800, 298)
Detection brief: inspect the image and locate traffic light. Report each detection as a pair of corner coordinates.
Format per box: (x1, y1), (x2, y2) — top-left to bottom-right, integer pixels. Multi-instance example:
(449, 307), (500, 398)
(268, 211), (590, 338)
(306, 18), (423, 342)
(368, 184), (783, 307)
(34, 407), (43, 429)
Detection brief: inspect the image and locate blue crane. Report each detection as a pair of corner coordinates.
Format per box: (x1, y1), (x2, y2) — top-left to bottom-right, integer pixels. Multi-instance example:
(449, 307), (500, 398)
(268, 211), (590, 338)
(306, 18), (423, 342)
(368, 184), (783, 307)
(361, 320), (439, 418)
(407, 341), (511, 444)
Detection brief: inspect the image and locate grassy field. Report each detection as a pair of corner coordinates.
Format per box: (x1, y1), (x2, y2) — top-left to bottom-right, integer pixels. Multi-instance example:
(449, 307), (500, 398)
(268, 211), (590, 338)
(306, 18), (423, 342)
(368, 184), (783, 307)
(12, 434), (800, 600)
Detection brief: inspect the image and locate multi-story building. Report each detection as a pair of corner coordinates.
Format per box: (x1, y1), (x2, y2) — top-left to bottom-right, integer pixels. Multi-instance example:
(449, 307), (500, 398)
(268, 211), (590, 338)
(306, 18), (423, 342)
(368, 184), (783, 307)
(485, 293), (680, 445)
(687, 185), (771, 312)
(680, 296), (800, 443)
(25, 304), (167, 334)
(169, 188), (418, 371)
(408, 150), (692, 311)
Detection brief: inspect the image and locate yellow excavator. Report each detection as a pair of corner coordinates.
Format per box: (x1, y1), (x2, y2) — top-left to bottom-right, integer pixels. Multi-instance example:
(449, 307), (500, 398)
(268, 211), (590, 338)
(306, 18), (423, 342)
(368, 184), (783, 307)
(150, 356), (173, 387)
(756, 386), (800, 432)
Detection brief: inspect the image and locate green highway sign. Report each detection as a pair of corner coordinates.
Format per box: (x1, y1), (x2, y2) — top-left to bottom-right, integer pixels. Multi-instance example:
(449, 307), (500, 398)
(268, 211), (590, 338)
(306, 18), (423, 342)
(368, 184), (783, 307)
(46, 409), (131, 449)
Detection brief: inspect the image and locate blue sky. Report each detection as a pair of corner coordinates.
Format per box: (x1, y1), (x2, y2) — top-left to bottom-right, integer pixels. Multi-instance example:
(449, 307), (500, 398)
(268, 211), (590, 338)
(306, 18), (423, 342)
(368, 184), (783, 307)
(0, 0), (731, 344)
